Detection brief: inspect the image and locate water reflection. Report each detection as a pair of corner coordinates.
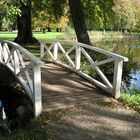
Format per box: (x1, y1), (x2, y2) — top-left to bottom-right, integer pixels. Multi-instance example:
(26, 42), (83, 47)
(93, 37), (140, 91)
(133, 48), (140, 64)
(129, 71), (140, 90)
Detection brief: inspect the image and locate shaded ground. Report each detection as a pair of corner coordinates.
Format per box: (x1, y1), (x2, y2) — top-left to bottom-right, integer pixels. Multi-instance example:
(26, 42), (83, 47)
(41, 62), (107, 111)
(45, 99), (140, 140)
(0, 63), (139, 139)
(40, 63), (140, 140)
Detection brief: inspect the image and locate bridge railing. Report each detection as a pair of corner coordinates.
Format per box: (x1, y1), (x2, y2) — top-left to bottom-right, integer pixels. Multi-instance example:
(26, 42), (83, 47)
(0, 41), (42, 116)
(40, 40), (128, 98)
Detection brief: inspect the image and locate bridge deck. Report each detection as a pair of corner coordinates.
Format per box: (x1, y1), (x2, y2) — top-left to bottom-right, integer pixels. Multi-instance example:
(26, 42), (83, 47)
(41, 62), (108, 112)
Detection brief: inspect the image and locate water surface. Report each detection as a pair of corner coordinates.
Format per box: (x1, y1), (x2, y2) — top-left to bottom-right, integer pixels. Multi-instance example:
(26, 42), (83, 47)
(93, 37), (140, 91)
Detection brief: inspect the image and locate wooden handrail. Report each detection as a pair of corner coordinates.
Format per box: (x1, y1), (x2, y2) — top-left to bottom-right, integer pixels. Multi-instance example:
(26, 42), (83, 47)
(40, 40), (128, 98)
(0, 41), (42, 117)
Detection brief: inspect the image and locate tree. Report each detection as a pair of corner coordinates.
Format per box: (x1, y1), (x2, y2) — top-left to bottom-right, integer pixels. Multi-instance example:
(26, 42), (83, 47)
(68, 0), (90, 45)
(113, 0), (136, 31)
(14, 0), (38, 44)
(82, 0), (115, 30)
(0, 4), (6, 31)
(131, 0), (140, 31)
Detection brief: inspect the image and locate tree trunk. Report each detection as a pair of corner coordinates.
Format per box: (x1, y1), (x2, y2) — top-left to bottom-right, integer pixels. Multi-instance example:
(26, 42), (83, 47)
(68, 0), (91, 45)
(14, 0), (38, 44)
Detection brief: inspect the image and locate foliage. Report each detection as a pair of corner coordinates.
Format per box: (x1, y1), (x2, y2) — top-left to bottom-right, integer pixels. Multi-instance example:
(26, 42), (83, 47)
(64, 27), (76, 40)
(0, 118), (49, 140)
(0, 0), (21, 31)
(122, 47), (140, 73)
(82, 0), (115, 30)
(113, 0), (138, 30)
(32, 11), (57, 31)
(32, 0), (68, 31)
(0, 0), (140, 32)
(120, 86), (140, 112)
(133, 0), (140, 30)
(81, 61), (96, 76)
(0, 0), (67, 32)
(0, 110), (64, 140)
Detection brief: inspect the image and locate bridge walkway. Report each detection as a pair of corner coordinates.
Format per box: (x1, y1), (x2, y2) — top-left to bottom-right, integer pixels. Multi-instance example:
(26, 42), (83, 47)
(41, 62), (107, 112)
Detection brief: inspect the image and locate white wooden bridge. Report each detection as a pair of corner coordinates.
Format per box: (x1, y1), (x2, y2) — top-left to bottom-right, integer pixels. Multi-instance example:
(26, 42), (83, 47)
(0, 40), (128, 116)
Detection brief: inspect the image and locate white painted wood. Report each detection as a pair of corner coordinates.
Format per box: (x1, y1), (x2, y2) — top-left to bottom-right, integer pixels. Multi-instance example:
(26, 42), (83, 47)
(81, 48), (113, 88)
(113, 59), (123, 98)
(0, 41), (42, 117)
(17, 75), (34, 101)
(13, 50), (20, 74)
(40, 42), (45, 58)
(75, 45), (81, 69)
(0, 43), (2, 61)
(16, 50), (33, 92)
(2, 41), (42, 65)
(57, 42), (75, 67)
(44, 45), (54, 59)
(41, 43), (54, 59)
(53, 42), (58, 61)
(32, 66), (42, 116)
(57, 45), (76, 60)
(5, 47), (15, 66)
(56, 62), (112, 93)
(4, 43), (11, 64)
(57, 41), (128, 61)
(43, 40), (128, 61)
(79, 58), (114, 71)
(41, 40), (128, 98)
(2, 44), (9, 63)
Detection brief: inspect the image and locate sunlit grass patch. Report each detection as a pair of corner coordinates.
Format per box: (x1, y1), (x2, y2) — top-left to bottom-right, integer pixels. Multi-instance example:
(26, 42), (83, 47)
(0, 31), (65, 42)
(33, 32), (64, 41)
(120, 87), (140, 112)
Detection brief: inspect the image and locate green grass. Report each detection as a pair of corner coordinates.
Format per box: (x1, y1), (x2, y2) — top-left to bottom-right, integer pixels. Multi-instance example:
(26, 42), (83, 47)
(0, 32), (17, 41)
(0, 119), (49, 140)
(34, 32), (64, 41)
(120, 88), (140, 112)
(0, 31), (65, 41)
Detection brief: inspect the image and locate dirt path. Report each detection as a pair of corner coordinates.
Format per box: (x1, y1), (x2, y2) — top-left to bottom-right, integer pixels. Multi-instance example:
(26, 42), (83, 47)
(45, 99), (140, 140)
(40, 63), (140, 140)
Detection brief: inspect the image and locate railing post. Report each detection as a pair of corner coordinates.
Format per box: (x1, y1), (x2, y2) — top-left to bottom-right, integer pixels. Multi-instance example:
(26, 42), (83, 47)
(40, 42), (45, 58)
(13, 50), (20, 74)
(32, 64), (42, 116)
(3, 44), (9, 63)
(0, 44), (2, 62)
(53, 42), (58, 62)
(75, 45), (81, 70)
(113, 59), (123, 98)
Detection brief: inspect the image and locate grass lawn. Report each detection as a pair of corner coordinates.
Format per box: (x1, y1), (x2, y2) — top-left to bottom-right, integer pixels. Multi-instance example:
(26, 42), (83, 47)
(0, 32), (17, 41)
(34, 32), (64, 41)
(0, 32), (65, 41)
